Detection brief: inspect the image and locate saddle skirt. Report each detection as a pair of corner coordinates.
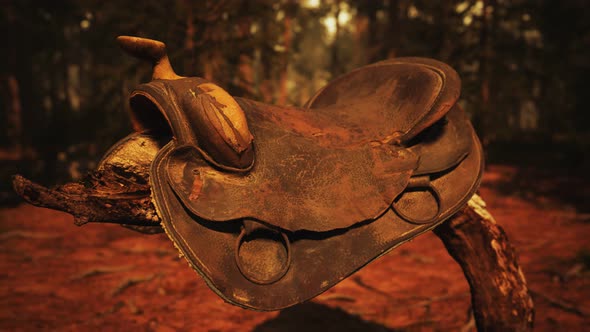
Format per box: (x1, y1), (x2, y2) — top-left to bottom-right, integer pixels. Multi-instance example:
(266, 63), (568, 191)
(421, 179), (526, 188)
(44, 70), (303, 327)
(111, 36), (483, 311)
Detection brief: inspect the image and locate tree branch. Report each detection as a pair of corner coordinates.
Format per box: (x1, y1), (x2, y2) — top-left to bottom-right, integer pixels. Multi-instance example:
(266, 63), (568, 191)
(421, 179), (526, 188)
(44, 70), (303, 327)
(12, 171), (161, 232)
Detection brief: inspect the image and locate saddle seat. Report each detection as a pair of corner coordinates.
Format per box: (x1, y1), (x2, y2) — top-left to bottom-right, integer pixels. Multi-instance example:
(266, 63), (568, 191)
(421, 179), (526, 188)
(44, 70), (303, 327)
(111, 36), (483, 310)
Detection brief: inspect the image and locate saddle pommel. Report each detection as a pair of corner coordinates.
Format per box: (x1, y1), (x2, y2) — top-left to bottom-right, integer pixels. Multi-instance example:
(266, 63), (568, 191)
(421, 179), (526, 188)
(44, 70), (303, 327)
(119, 35), (254, 170)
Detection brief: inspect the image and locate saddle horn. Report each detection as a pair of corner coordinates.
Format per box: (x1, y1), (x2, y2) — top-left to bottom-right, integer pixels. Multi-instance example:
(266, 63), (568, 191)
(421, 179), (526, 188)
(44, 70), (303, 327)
(117, 36), (182, 80)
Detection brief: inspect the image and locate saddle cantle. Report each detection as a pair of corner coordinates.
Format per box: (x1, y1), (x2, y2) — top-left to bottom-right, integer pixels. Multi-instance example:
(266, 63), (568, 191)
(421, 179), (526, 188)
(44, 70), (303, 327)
(112, 36), (483, 310)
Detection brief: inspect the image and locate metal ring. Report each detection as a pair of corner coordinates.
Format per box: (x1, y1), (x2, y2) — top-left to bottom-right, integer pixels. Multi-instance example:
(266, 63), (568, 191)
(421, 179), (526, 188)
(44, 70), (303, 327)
(235, 227), (291, 285)
(393, 183), (442, 225)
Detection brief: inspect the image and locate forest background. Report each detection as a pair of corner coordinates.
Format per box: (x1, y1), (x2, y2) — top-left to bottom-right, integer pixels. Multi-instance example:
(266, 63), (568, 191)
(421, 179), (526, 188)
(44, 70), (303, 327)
(1, 0), (588, 189)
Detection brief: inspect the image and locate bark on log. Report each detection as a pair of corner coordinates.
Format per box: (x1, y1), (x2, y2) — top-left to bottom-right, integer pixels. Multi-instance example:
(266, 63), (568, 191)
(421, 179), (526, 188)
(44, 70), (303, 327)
(12, 174), (534, 330)
(12, 171), (162, 233)
(434, 194), (535, 331)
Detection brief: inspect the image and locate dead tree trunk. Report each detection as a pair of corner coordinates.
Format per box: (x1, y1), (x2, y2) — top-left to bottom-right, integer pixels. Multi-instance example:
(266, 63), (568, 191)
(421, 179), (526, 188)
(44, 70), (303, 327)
(434, 195), (535, 331)
(12, 174), (534, 330)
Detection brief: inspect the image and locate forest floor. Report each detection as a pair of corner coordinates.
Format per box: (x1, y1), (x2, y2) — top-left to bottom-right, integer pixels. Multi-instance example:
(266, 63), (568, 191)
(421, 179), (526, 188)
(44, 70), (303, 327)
(0, 165), (589, 331)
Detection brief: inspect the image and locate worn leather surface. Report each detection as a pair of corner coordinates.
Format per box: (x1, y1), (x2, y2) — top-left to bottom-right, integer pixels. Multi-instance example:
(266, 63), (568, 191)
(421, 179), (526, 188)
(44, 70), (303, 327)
(164, 102), (417, 232)
(151, 124), (482, 310)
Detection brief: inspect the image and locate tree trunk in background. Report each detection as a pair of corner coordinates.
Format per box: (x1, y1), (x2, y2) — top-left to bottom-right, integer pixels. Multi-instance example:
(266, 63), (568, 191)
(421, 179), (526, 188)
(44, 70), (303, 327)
(184, 0), (196, 76)
(278, 13), (292, 105)
(259, 18), (275, 104)
(480, 0), (490, 106)
(385, 0), (403, 58)
(236, 54), (255, 98)
(1, 3), (31, 157)
(5, 76), (23, 155)
(437, 0), (453, 61)
(353, 10), (368, 66)
(477, 0), (496, 148)
(366, 3), (381, 63)
(330, 0), (342, 76)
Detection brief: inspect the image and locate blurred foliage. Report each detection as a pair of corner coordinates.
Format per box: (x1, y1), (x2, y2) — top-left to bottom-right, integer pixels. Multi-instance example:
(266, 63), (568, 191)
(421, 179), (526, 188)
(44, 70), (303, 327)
(0, 0), (588, 184)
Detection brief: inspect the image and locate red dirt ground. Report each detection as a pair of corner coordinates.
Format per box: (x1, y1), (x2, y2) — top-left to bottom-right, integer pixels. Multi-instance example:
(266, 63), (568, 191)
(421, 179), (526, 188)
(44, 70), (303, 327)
(1, 165), (589, 331)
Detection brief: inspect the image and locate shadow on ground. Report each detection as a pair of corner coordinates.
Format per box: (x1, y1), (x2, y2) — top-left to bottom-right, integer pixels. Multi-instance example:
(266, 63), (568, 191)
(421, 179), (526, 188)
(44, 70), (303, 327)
(253, 302), (395, 332)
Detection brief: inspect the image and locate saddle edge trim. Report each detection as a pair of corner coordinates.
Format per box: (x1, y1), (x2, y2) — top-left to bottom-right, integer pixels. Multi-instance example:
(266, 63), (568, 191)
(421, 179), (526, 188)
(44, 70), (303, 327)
(149, 141), (240, 308)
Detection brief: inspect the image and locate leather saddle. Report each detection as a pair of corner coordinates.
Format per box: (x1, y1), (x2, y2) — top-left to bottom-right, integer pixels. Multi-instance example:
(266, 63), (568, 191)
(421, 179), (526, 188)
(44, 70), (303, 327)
(109, 36), (483, 311)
